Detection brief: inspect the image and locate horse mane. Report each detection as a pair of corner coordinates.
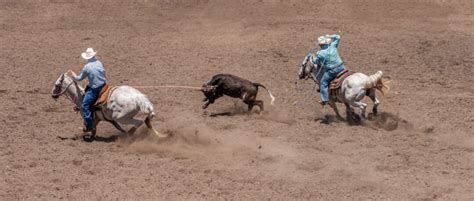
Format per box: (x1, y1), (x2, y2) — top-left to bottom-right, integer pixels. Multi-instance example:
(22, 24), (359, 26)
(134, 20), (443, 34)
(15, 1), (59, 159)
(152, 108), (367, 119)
(63, 73), (85, 94)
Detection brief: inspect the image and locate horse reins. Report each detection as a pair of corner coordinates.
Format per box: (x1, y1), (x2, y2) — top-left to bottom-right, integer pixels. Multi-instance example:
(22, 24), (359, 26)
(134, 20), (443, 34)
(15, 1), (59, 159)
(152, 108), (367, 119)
(52, 76), (74, 97)
(52, 75), (81, 104)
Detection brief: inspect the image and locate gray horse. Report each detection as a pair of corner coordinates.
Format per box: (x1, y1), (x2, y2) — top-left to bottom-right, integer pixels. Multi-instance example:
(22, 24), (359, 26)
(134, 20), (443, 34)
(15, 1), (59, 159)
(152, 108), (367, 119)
(51, 73), (166, 140)
(297, 55), (390, 122)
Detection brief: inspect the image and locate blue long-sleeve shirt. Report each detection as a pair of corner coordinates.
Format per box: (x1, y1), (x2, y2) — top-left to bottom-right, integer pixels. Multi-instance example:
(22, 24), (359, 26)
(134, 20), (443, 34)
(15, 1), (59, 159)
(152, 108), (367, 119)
(312, 34), (343, 70)
(74, 58), (107, 88)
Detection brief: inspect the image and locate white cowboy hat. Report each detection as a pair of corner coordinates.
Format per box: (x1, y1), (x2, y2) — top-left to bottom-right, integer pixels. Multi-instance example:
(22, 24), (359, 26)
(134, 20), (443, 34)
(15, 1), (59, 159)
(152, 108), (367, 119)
(317, 36), (332, 45)
(81, 47), (97, 60)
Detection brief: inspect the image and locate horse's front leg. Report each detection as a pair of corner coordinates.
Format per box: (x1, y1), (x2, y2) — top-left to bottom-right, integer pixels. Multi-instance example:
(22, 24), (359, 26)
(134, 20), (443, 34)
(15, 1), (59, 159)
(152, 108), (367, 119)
(202, 101), (211, 109)
(83, 113), (100, 142)
(344, 102), (360, 124)
(348, 101), (367, 121)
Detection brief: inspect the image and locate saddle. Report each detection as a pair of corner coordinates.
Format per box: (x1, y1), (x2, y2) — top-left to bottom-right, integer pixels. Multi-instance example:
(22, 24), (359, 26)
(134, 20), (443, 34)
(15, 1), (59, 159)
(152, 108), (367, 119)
(93, 84), (112, 108)
(329, 69), (354, 90)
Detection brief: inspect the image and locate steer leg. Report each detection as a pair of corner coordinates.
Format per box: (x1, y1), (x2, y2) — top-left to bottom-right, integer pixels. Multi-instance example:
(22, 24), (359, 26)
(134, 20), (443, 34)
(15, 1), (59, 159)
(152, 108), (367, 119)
(244, 100), (255, 112)
(244, 99), (264, 113)
(253, 100), (264, 112)
(202, 97), (217, 109)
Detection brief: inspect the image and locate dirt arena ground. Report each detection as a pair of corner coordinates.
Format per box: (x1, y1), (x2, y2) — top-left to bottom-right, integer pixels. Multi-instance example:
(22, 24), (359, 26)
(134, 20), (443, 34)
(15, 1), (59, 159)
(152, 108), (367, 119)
(1, 0), (473, 199)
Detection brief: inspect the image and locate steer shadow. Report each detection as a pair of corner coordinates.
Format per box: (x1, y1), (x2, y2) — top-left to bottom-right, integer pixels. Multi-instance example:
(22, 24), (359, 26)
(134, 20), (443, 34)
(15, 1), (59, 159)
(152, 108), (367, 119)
(208, 111), (233, 117)
(205, 103), (259, 117)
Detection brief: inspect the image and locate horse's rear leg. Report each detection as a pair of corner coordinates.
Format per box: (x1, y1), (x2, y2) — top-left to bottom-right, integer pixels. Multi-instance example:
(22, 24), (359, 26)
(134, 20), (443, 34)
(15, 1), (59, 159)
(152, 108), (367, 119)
(108, 120), (126, 133)
(329, 100), (343, 120)
(145, 115), (167, 138)
(345, 102), (363, 124)
(366, 89), (380, 115)
(127, 118), (145, 135)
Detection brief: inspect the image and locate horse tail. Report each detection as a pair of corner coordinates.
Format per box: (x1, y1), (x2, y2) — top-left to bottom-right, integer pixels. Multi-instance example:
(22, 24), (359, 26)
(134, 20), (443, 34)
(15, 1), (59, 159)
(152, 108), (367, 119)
(136, 94), (155, 117)
(364, 71), (391, 96)
(253, 83), (276, 105)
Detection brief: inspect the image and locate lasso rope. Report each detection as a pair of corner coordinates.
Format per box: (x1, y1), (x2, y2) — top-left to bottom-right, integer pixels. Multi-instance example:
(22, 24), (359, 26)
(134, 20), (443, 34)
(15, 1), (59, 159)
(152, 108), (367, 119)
(132, 85), (202, 90)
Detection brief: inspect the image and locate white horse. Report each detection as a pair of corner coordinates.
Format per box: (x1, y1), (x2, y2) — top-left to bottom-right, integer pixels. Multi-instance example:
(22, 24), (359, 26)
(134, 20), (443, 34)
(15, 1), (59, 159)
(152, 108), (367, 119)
(51, 73), (166, 140)
(297, 55), (390, 122)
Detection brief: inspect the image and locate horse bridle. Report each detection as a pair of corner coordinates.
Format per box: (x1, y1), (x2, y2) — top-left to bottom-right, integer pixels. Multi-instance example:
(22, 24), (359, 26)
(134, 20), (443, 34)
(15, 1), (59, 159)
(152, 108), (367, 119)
(52, 74), (75, 97)
(301, 60), (317, 82)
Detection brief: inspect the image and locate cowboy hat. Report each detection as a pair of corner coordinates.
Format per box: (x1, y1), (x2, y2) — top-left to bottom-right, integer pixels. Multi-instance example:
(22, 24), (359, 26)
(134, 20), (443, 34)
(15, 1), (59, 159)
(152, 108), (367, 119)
(81, 47), (97, 60)
(317, 36), (332, 45)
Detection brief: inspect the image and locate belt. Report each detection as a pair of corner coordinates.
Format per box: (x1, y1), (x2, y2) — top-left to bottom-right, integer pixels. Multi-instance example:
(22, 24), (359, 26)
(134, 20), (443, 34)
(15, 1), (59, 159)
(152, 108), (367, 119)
(87, 83), (107, 90)
(329, 62), (344, 69)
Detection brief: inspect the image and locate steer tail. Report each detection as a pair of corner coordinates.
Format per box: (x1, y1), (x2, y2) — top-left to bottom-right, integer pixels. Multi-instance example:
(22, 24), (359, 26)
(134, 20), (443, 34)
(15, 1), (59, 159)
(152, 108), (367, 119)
(253, 83), (276, 105)
(365, 71), (391, 96)
(136, 94), (155, 117)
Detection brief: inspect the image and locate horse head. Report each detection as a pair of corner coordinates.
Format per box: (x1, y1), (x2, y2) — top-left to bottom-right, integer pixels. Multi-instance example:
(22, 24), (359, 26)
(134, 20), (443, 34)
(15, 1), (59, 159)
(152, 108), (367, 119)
(51, 73), (81, 99)
(51, 73), (67, 99)
(297, 54), (316, 80)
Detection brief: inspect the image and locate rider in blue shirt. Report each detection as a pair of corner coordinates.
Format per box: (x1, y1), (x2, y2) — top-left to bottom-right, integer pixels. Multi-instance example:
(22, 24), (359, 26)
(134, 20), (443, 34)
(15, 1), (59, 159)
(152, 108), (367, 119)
(312, 34), (346, 105)
(69, 48), (107, 132)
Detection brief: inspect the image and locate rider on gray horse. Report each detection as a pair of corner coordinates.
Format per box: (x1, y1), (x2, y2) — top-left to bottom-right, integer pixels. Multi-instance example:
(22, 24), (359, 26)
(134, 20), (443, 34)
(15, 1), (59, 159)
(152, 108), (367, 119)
(68, 48), (107, 133)
(301, 34), (346, 105)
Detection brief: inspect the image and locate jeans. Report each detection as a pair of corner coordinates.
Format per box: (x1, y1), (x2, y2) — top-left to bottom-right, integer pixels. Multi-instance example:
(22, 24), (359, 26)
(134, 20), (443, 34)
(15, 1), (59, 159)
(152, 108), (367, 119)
(82, 85), (104, 130)
(320, 64), (345, 102)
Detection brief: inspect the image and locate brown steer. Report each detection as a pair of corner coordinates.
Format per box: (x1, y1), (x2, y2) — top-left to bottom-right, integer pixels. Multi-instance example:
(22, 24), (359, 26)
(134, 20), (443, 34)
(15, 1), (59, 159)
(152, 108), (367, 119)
(201, 74), (275, 112)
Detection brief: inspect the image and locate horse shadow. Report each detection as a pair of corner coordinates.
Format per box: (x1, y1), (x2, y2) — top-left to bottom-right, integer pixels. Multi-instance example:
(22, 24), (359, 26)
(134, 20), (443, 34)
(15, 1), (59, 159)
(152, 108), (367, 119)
(208, 111), (233, 117)
(315, 113), (366, 126)
(315, 114), (345, 124)
(57, 133), (119, 143)
(316, 112), (408, 131)
(93, 135), (118, 142)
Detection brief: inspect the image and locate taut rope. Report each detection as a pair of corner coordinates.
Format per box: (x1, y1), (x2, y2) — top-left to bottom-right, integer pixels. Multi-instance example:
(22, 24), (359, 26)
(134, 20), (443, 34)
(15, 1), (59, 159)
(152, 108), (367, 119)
(132, 85), (202, 91)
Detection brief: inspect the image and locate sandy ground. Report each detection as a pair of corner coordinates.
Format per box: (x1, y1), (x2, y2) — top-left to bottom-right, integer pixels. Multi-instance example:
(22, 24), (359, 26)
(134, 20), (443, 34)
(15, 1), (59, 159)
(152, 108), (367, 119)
(1, 0), (473, 199)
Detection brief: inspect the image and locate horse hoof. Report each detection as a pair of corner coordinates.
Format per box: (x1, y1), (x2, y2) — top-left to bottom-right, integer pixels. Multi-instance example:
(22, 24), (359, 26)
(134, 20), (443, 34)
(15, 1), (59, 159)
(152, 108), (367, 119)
(348, 113), (362, 125)
(372, 109), (378, 116)
(83, 135), (95, 142)
(354, 115), (362, 124)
